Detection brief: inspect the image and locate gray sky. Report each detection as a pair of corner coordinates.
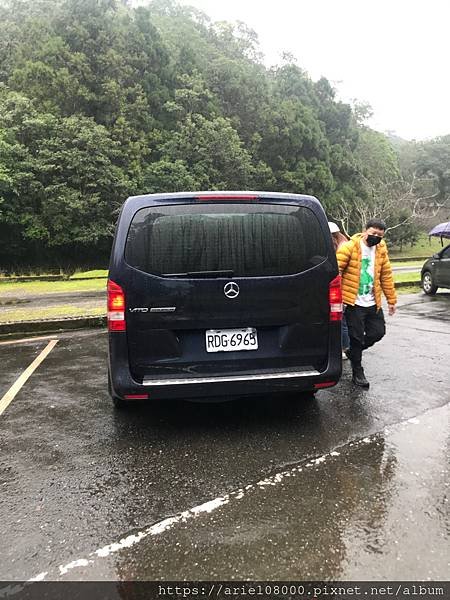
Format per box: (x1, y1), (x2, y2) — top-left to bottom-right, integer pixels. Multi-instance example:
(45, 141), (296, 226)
(178, 0), (450, 141)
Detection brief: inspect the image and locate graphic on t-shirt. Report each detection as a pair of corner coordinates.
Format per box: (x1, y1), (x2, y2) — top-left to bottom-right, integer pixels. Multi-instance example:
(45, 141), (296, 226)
(359, 257), (373, 294)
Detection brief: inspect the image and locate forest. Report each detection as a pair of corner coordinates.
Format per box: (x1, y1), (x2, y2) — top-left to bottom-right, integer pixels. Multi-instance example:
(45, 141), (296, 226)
(0, 0), (449, 270)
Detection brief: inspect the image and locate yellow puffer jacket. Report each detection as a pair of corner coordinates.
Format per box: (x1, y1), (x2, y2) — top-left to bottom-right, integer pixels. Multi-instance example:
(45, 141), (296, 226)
(336, 233), (397, 308)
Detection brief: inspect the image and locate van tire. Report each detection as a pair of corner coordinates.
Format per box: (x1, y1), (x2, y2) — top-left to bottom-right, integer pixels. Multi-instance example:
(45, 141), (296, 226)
(108, 369), (128, 410)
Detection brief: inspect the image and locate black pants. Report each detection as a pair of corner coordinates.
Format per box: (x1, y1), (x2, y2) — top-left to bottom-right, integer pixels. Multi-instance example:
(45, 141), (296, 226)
(345, 304), (386, 367)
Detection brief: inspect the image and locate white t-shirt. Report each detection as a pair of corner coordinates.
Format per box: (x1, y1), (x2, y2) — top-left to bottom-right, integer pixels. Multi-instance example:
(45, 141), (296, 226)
(355, 241), (376, 307)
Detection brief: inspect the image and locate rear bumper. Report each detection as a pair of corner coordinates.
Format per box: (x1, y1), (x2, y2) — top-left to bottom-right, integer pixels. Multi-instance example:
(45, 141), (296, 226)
(108, 329), (342, 401)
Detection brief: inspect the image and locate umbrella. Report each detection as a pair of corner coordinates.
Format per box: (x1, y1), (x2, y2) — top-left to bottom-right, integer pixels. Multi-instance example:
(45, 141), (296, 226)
(428, 222), (450, 242)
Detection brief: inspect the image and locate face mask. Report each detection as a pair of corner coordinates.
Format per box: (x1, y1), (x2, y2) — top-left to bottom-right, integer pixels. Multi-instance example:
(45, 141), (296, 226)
(366, 234), (382, 247)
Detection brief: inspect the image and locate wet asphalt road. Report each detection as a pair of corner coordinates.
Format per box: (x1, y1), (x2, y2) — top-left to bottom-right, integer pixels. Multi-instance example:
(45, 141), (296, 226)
(0, 292), (449, 582)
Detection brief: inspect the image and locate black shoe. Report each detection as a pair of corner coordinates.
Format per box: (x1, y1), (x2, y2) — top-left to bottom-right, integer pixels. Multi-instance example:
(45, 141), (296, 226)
(352, 366), (369, 388)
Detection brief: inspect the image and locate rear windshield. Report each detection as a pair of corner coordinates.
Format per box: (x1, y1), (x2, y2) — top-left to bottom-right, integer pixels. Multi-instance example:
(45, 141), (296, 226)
(125, 202), (328, 278)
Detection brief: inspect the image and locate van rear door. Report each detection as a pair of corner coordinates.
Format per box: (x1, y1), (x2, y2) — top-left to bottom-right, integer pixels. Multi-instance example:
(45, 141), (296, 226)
(123, 199), (335, 381)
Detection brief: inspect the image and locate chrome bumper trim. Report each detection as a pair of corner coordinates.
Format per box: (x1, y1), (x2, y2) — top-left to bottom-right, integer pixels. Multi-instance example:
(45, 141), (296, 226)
(142, 369), (321, 387)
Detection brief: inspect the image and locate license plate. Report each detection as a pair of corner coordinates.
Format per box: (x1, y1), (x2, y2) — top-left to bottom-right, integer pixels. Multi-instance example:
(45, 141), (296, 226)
(205, 328), (258, 352)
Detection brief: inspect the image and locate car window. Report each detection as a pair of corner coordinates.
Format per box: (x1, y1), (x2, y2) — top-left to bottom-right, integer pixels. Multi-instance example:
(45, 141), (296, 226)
(125, 202), (328, 277)
(441, 246), (450, 259)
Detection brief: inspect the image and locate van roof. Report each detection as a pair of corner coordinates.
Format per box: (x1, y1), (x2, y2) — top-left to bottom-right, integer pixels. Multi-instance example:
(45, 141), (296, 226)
(121, 191), (322, 214)
(124, 191), (319, 204)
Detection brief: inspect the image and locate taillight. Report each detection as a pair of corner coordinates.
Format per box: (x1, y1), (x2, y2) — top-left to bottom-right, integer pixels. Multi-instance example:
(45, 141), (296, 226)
(329, 275), (343, 322)
(107, 279), (126, 331)
(196, 194), (258, 200)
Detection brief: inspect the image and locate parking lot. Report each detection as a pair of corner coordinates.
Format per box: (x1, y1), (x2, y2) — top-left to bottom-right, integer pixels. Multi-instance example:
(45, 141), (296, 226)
(0, 292), (449, 581)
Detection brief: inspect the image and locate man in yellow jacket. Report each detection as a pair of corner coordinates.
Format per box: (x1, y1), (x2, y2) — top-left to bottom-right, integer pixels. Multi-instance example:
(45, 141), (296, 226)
(336, 218), (397, 388)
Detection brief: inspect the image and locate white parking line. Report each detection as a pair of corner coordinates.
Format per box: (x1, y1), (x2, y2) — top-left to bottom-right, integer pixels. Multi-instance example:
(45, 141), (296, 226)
(32, 438), (369, 579)
(0, 335), (58, 347)
(0, 339), (59, 417)
(21, 411), (430, 582)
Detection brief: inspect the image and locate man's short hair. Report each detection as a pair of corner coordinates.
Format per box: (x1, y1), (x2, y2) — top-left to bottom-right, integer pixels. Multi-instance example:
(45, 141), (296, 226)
(365, 218), (386, 231)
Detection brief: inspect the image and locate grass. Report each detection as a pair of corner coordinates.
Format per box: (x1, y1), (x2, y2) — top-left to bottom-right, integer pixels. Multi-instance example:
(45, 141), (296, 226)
(393, 270), (422, 294)
(0, 305), (105, 323)
(390, 233), (444, 257)
(0, 269), (422, 320)
(70, 269), (108, 279)
(0, 254), (426, 324)
(391, 260), (424, 267)
(0, 267), (420, 295)
(397, 285), (421, 294)
(394, 272), (420, 283)
(0, 278), (106, 296)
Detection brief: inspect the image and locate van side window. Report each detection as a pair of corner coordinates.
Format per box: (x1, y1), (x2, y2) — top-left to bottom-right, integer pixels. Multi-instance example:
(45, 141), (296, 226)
(125, 203), (327, 277)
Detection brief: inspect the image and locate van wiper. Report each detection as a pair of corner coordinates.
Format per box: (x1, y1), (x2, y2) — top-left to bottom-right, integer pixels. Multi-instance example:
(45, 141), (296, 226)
(162, 270), (234, 278)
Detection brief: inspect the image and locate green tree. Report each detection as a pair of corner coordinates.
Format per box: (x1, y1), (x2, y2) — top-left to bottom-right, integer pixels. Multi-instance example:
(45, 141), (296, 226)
(416, 136), (450, 203)
(0, 0), (434, 268)
(161, 113), (272, 189)
(0, 92), (131, 264)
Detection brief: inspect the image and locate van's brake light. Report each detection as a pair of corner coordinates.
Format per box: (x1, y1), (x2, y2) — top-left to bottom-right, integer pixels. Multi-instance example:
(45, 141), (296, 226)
(196, 194), (258, 200)
(107, 279), (126, 331)
(329, 275), (343, 322)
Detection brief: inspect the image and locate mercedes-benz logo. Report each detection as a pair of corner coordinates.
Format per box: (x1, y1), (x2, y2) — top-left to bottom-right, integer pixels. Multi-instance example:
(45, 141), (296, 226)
(224, 281), (239, 299)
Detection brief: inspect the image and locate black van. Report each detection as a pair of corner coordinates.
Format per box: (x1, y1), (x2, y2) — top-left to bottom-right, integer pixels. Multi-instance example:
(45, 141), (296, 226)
(107, 191), (342, 407)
